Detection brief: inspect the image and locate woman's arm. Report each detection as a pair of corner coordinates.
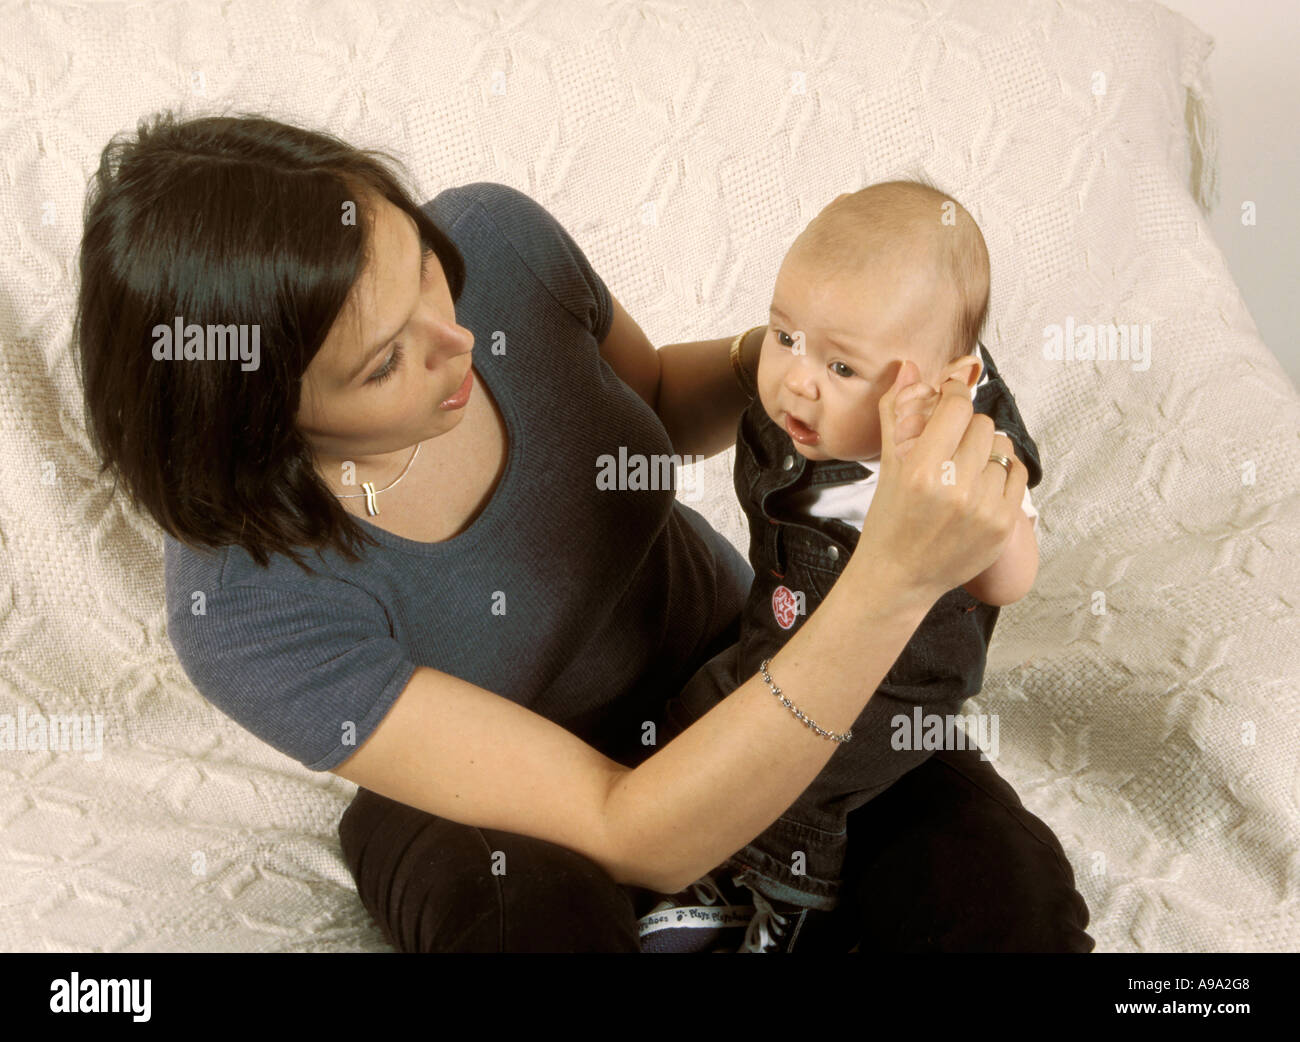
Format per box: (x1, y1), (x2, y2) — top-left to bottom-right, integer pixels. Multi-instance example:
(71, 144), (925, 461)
(332, 555), (936, 896)
(611, 364), (1029, 890)
(605, 551), (938, 892)
(597, 294), (762, 460)
(335, 363), (1026, 895)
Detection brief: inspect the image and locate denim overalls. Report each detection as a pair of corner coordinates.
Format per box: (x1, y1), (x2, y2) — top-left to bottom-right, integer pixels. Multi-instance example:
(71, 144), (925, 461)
(667, 343), (1044, 910)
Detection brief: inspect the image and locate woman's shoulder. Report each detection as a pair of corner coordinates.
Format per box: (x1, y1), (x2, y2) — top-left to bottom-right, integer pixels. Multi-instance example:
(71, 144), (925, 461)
(160, 533), (415, 774)
(423, 181), (553, 233)
(162, 532), (371, 616)
(421, 182), (613, 342)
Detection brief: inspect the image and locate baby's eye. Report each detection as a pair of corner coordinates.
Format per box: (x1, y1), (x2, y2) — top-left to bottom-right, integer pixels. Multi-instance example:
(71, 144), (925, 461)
(831, 361), (855, 378)
(775, 330), (795, 349)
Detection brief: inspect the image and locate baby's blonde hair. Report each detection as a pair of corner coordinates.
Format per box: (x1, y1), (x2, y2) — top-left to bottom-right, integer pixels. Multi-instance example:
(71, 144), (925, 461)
(790, 179), (990, 370)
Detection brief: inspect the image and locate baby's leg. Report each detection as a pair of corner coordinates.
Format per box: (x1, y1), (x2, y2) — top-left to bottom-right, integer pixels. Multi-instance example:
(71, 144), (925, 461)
(718, 691), (967, 910)
(659, 642), (958, 909)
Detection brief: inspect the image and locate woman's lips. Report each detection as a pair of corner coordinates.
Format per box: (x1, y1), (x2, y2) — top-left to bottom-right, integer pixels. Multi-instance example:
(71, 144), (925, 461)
(439, 367), (474, 410)
(784, 412), (820, 445)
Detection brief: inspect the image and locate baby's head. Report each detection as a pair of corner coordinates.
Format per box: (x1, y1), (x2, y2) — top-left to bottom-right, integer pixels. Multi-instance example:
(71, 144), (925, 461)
(757, 179), (990, 462)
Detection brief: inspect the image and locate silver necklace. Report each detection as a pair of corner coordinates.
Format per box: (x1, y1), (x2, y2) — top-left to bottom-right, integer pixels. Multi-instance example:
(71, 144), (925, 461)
(331, 442), (420, 517)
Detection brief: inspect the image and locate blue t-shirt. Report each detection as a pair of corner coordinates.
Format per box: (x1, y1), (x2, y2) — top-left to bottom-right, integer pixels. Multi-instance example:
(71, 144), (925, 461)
(164, 182), (752, 772)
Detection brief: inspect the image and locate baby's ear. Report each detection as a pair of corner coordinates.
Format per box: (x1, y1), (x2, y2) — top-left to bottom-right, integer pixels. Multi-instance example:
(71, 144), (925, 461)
(942, 354), (983, 392)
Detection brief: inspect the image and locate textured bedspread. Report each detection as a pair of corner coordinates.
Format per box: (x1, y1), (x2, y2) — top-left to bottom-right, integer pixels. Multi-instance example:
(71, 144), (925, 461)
(0, 0), (1296, 952)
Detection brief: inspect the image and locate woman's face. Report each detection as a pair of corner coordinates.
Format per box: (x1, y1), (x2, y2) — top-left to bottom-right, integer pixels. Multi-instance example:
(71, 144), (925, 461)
(296, 194), (475, 471)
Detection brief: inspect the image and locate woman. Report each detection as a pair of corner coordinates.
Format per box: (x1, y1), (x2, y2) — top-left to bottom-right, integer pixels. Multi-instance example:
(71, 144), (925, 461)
(73, 111), (1093, 953)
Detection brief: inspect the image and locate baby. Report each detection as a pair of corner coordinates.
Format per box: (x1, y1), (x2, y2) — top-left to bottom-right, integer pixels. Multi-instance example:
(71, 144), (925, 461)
(752, 179), (1039, 596)
(648, 180), (1044, 952)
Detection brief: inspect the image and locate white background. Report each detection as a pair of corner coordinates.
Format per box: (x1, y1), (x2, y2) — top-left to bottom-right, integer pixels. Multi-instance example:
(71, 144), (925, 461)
(1160, 0), (1298, 388)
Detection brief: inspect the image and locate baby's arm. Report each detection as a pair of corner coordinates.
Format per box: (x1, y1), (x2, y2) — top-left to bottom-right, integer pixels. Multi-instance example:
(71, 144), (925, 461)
(961, 507), (1037, 605)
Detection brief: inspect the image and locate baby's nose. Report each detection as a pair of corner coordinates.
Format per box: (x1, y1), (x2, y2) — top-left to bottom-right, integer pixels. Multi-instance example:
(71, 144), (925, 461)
(785, 367), (819, 397)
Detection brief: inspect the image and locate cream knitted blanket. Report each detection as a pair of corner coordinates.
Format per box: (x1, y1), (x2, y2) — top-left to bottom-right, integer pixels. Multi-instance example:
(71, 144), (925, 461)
(1, 0), (1296, 952)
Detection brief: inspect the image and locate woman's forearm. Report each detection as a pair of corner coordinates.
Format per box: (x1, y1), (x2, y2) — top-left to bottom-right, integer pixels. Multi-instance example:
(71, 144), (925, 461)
(655, 326), (763, 459)
(602, 555), (937, 893)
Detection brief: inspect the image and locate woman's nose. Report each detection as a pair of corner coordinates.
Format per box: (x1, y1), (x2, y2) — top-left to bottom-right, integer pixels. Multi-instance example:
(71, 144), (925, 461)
(424, 319), (474, 369)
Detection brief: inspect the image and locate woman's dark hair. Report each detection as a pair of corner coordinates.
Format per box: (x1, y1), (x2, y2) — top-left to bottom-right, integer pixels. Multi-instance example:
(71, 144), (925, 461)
(72, 110), (465, 573)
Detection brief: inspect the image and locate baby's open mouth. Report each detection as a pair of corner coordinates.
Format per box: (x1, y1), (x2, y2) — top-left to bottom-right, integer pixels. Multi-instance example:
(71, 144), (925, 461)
(784, 413), (820, 445)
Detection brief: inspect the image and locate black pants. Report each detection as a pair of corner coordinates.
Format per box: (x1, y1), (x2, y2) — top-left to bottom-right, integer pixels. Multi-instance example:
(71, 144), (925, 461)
(337, 743), (1095, 953)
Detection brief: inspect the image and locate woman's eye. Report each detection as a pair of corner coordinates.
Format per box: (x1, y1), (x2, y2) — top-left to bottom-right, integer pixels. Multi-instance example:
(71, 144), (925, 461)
(369, 342), (404, 385)
(365, 240), (433, 388)
(831, 361), (855, 378)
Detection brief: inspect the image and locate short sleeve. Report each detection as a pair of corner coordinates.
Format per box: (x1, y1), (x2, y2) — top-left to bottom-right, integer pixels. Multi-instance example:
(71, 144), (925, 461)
(976, 351), (1042, 492)
(461, 182), (614, 343)
(166, 580), (418, 772)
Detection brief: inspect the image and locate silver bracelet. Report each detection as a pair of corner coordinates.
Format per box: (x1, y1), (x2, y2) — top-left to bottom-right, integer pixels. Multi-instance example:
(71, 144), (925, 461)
(759, 659), (852, 743)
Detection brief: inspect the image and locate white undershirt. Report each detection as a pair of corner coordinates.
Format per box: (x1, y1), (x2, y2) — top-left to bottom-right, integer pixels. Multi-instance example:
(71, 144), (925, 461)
(782, 345), (1039, 533)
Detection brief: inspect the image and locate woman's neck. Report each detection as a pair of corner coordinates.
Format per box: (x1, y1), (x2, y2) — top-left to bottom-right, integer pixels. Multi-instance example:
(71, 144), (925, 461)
(312, 440), (423, 497)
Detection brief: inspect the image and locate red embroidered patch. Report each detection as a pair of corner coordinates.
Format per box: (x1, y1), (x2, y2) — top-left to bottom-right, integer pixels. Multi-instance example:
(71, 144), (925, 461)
(772, 585), (799, 630)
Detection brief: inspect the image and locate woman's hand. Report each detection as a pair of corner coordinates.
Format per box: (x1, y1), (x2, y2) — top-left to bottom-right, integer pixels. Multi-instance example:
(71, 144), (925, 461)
(892, 378), (942, 461)
(855, 359), (1028, 605)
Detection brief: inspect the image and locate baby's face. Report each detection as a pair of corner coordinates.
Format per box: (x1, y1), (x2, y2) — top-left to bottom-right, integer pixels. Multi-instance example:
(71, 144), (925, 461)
(757, 247), (976, 463)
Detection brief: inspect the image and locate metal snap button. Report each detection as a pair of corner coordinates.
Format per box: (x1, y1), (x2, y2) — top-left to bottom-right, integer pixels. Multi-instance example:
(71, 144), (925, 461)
(782, 455), (794, 470)
(827, 545), (839, 561)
